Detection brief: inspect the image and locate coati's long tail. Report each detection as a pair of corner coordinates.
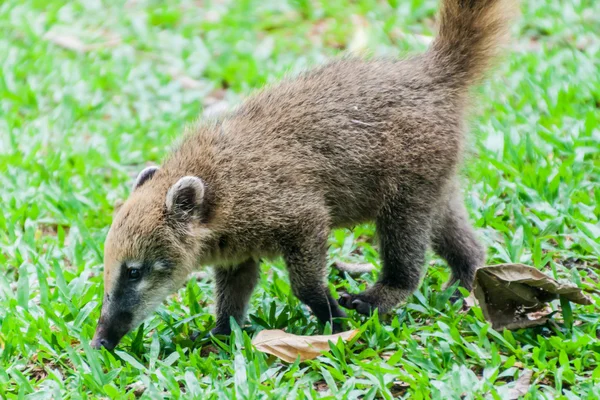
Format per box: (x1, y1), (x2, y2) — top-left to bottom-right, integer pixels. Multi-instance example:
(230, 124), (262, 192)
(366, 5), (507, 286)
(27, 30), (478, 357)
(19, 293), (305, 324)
(428, 0), (518, 87)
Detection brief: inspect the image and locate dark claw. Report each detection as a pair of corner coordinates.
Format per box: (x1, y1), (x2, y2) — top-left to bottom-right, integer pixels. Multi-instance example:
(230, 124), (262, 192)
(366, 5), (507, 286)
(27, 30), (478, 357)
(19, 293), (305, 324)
(339, 293), (375, 315)
(338, 293), (355, 309)
(351, 298), (374, 315)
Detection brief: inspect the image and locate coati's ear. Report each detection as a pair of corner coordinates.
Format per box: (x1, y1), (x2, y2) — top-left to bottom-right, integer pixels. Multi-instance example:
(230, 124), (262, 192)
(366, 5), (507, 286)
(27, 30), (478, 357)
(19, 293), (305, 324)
(133, 166), (159, 191)
(165, 176), (205, 219)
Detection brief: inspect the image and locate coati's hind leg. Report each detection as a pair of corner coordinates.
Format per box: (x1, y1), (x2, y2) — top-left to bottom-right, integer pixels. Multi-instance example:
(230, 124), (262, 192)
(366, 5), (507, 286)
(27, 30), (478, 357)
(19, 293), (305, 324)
(282, 227), (347, 332)
(339, 198), (433, 315)
(431, 193), (486, 294)
(212, 259), (260, 335)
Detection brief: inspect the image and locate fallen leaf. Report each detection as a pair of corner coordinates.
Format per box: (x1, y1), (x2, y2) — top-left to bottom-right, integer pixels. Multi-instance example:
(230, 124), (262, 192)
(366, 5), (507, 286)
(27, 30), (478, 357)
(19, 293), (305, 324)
(473, 264), (593, 330)
(332, 261), (375, 275)
(252, 329), (359, 362)
(506, 369), (533, 399)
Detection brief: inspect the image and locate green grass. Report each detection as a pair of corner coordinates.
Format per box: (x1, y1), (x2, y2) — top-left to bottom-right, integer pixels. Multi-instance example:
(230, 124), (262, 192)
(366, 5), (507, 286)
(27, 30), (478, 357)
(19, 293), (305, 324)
(1, 0), (599, 398)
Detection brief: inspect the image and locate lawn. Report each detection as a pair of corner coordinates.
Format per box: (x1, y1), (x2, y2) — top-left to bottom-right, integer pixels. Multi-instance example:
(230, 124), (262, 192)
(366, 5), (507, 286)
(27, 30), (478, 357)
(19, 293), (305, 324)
(1, 0), (599, 398)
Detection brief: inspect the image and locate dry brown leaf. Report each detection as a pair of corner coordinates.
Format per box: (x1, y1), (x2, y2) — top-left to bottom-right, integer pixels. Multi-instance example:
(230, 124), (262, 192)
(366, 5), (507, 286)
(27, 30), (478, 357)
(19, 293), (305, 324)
(507, 369), (533, 399)
(473, 264), (593, 330)
(252, 329), (359, 362)
(332, 261), (375, 275)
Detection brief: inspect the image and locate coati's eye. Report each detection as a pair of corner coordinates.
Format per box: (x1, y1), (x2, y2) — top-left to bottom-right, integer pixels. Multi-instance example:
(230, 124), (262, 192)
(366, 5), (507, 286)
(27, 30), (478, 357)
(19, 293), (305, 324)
(128, 268), (142, 280)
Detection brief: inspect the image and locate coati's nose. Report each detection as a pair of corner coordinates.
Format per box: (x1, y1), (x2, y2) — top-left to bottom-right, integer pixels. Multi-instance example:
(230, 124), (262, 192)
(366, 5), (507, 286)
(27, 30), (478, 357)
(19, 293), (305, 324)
(92, 310), (133, 350)
(90, 336), (117, 350)
(91, 319), (125, 350)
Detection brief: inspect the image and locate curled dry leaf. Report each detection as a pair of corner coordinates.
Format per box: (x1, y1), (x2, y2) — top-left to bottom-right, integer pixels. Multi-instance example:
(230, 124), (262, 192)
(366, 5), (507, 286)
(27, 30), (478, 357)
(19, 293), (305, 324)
(332, 261), (375, 275)
(473, 264), (593, 330)
(507, 369), (533, 400)
(252, 329), (359, 363)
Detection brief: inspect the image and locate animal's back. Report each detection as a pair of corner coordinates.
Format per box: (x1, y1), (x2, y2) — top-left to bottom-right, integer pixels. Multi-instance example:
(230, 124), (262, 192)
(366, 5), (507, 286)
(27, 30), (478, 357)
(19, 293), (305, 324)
(216, 57), (465, 226)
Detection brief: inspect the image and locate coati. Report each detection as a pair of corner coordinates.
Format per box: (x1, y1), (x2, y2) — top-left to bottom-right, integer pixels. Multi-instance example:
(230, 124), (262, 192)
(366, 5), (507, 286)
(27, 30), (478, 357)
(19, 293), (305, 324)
(91, 0), (516, 350)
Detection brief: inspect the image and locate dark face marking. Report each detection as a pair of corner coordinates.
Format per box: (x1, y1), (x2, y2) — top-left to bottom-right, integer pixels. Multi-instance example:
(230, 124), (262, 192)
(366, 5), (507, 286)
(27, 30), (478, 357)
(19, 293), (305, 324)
(92, 261), (153, 350)
(91, 262), (142, 350)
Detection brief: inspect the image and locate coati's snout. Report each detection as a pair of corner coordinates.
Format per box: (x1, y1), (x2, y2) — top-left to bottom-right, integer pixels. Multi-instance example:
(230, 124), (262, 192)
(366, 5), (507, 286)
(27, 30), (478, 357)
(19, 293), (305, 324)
(92, 167), (211, 350)
(91, 306), (133, 350)
(91, 259), (148, 350)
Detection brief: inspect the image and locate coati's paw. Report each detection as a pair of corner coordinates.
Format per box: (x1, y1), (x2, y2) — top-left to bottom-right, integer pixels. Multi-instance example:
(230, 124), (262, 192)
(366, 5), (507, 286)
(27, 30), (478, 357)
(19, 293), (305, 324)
(190, 326), (231, 342)
(449, 291), (462, 304)
(210, 326), (232, 336)
(338, 293), (376, 315)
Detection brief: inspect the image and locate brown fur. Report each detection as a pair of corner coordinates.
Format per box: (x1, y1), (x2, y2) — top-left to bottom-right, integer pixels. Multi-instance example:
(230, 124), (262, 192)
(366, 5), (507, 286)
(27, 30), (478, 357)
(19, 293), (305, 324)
(92, 0), (517, 348)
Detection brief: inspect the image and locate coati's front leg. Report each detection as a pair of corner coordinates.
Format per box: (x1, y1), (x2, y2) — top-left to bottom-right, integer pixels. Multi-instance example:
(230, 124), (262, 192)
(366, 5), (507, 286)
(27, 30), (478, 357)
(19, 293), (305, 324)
(339, 199), (433, 315)
(282, 231), (347, 333)
(212, 259), (260, 335)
